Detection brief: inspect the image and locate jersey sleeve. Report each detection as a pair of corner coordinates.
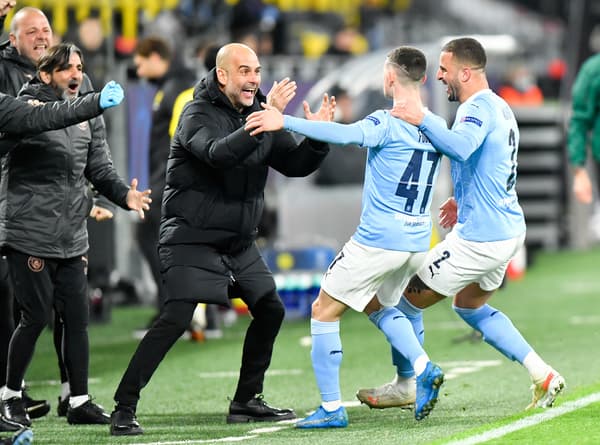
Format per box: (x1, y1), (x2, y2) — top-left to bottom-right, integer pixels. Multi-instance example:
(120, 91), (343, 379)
(355, 109), (390, 148)
(419, 98), (492, 161)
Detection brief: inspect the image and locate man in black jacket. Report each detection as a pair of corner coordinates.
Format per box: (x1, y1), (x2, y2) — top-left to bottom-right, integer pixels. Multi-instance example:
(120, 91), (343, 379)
(131, 36), (196, 329)
(109, 42), (332, 436)
(0, 43), (151, 429)
(0, 80), (122, 440)
(0, 5), (118, 419)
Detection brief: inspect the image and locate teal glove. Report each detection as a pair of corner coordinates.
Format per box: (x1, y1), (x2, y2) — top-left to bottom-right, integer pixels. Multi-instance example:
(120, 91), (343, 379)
(99, 81), (124, 109)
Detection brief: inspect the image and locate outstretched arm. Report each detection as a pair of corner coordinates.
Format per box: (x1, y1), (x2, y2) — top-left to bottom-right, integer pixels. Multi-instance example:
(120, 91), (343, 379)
(245, 97), (365, 145)
(0, 81), (124, 136)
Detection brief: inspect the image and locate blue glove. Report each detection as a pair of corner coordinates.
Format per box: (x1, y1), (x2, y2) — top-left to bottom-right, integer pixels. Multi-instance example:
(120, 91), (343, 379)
(99, 81), (124, 109)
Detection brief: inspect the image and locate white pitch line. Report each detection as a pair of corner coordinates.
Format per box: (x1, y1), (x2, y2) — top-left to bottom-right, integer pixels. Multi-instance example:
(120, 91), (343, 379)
(445, 392), (600, 445)
(130, 435), (259, 445)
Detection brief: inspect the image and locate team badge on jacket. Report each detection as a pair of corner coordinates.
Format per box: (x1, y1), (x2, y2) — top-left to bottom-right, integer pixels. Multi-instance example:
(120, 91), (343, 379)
(27, 256), (44, 272)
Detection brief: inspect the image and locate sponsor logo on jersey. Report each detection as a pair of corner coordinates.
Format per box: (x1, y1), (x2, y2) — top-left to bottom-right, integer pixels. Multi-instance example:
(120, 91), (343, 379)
(365, 115), (381, 125)
(460, 115), (483, 127)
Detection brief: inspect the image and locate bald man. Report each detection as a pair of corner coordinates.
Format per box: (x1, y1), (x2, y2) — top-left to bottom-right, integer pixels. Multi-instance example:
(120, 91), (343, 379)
(0, 7), (52, 95)
(110, 43), (333, 436)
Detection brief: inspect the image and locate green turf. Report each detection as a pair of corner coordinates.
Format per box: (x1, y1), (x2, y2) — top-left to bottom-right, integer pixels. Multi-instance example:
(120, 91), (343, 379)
(17, 247), (600, 444)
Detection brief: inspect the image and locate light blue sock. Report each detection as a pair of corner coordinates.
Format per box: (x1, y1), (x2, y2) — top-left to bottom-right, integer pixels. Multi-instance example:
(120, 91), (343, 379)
(310, 319), (343, 402)
(391, 296), (424, 378)
(369, 307), (426, 370)
(453, 304), (532, 363)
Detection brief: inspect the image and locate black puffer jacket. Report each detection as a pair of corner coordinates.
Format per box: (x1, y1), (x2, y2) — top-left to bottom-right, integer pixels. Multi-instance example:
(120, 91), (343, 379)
(160, 69), (329, 253)
(0, 79), (130, 258)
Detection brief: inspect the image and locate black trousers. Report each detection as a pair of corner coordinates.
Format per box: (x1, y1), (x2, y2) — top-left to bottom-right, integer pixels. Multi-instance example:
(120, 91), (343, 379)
(5, 250), (90, 397)
(114, 243), (285, 408)
(135, 206), (166, 310)
(0, 257), (14, 387)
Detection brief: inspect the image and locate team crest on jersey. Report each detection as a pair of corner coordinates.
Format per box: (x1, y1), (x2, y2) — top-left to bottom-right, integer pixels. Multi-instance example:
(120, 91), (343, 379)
(77, 121), (89, 131)
(460, 116), (483, 127)
(27, 256), (44, 272)
(365, 115), (381, 125)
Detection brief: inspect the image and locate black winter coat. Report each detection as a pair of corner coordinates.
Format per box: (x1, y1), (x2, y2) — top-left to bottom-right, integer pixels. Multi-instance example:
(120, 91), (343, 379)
(0, 80), (130, 258)
(160, 69), (329, 253)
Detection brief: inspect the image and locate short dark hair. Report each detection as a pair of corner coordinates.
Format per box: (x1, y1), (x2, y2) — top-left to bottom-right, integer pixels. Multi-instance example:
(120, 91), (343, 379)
(442, 37), (487, 69)
(38, 43), (84, 73)
(386, 46), (427, 82)
(135, 36), (172, 61)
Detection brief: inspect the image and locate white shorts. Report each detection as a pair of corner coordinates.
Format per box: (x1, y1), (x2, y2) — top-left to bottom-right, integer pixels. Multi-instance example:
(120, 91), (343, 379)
(417, 230), (526, 297)
(321, 238), (427, 312)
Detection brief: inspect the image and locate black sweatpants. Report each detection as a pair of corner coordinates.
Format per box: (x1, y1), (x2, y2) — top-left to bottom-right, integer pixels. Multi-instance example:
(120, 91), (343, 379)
(5, 250), (90, 397)
(114, 243), (285, 408)
(135, 203), (166, 310)
(0, 257), (14, 387)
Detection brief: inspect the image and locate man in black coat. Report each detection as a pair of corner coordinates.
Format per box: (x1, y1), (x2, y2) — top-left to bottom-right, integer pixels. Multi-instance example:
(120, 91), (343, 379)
(0, 79), (123, 439)
(0, 6), (117, 419)
(110, 42), (332, 436)
(0, 43), (151, 429)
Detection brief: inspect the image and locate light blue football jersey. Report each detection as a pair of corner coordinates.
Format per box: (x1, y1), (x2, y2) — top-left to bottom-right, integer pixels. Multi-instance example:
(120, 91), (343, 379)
(419, 89), (526, 242)
(284, 109), (444, 251)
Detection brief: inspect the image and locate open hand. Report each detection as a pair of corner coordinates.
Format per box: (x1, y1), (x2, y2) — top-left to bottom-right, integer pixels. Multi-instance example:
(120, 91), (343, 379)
(245, 103), (284, 137)
(303, 93), (335, 122)
(391, 97), (425, 126)
(439, 197), (457, 228)
(266, 77), (297, 113)
(126, 178), (152, 219)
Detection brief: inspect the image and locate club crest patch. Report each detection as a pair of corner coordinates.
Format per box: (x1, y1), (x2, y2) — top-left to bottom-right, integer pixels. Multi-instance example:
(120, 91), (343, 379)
(77, 121), (89, 131)
(27, 256), (44, 272)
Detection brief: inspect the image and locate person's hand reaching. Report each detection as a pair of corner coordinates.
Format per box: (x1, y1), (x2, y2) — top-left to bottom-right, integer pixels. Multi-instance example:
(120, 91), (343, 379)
(99, 81), (125, 109)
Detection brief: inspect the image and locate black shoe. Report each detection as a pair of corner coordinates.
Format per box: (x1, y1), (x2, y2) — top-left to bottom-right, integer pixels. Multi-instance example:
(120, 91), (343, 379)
(56, 396), (69, 417)
(0, 398), (30, 427)
(0, 414), (23, 432)
(226, 395), (296, 423)
(66, 398), (110, 425)
(110, 406), (143, 436)
(22, 390), (50, 419)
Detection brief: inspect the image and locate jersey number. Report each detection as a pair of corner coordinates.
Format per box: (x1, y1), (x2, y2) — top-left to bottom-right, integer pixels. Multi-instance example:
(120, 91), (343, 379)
(506, 128), (517, 191)
(395, 151), (441, 213)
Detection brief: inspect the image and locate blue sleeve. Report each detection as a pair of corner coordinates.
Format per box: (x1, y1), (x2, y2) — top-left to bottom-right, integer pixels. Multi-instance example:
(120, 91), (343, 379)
(283, 115), (365, 145)
(418, 105), (489, 161)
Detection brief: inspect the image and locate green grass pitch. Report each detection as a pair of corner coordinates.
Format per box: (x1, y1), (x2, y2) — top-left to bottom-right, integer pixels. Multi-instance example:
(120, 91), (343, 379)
(18, 247), (600, 444)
